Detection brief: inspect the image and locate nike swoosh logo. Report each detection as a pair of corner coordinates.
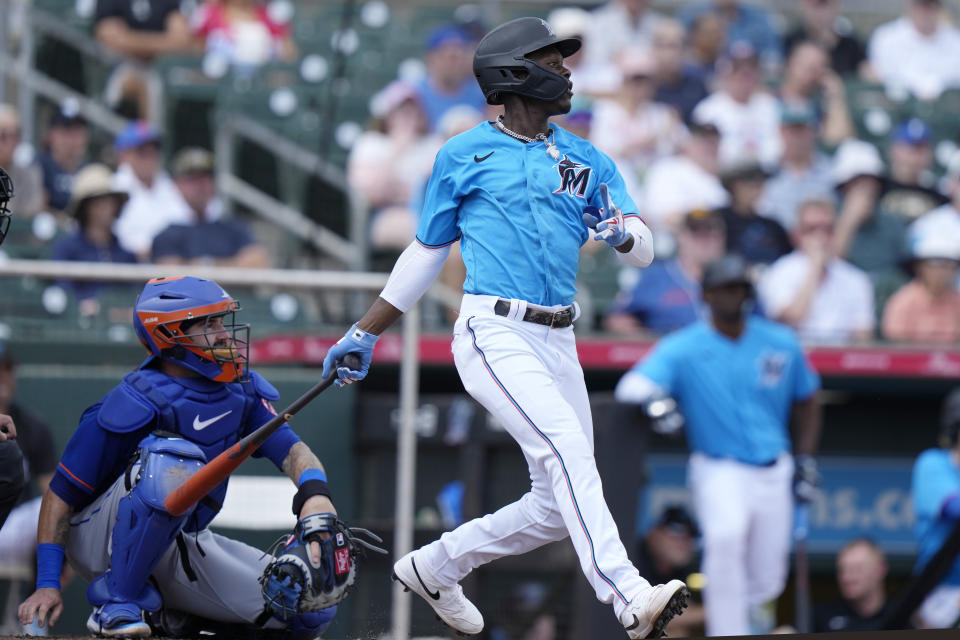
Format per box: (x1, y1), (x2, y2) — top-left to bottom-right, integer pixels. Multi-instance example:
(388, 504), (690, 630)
(474, 151), (494, 163)
(625, 614), (640, 630)
(193, 410), (233, 431)
(411, 557), (440, 600)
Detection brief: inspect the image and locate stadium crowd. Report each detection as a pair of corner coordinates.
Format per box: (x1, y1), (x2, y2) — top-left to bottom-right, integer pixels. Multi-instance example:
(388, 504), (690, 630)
(3, 0), (958, 344)
(1, 0), (960, 637)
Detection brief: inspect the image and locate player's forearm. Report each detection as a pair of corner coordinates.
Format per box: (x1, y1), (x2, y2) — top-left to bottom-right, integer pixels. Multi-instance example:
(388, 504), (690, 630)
(791, 394), (822, 456)
(356, 297), (404, 335)
(281, 441), (326, 485)
(613, 217), (655, 267)
(37, 489), (73, 546)
(374, 240), (451, 318)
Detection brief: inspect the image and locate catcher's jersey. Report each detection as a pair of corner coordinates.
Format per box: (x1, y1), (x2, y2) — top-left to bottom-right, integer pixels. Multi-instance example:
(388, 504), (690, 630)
(416, 121), (637, 307)
(50, 366), (299, 530)
(635, 316), (820, 464)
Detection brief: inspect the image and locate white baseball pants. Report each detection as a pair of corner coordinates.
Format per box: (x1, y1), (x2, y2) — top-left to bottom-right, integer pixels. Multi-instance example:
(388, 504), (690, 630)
(688, 452), (794, 636)
(418, 294), (650, 619)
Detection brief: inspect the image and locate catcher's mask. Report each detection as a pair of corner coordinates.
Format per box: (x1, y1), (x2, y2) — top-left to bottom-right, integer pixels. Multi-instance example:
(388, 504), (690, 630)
(0, 166), (14, 247)
(133, 276), (249, 382)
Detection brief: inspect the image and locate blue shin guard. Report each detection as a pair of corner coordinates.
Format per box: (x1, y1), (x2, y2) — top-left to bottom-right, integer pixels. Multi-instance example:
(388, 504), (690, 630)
(87, 434), (206, 613)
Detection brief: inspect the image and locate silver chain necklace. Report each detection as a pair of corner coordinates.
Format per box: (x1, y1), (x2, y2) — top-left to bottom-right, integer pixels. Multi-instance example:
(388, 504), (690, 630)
(495, 116), (560, 160)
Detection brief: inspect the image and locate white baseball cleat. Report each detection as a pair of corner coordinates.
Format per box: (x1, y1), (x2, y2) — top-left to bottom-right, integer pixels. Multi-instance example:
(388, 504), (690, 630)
(392, 550), (484, 635)
(620, 579), (690, 639)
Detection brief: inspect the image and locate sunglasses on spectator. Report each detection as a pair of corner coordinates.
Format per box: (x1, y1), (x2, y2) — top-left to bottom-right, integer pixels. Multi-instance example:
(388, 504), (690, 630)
(0, 128), (20, 142)
(922, 258), (960, 268)
(135, 142), (161, 155)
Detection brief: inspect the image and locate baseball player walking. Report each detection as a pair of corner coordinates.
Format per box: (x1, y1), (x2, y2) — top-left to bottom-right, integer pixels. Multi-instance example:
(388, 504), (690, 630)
(322, 17), (688, 639)
(615, 255), (822, 636)
(18, 277), (347, 638)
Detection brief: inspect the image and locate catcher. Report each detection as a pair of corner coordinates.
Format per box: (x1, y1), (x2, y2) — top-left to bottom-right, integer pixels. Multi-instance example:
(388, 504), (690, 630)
(18, 276), (382, 638)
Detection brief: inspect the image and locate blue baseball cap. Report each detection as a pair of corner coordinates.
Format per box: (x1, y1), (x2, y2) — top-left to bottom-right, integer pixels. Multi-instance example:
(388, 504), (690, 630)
(425, 24), (473, 51)
(892, 118), (932, 145)
(114, 120), (161, 151)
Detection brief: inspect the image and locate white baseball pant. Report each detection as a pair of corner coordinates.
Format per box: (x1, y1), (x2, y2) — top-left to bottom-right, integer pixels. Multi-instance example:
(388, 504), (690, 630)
(417, 294), (651, 620)
(688, 451), (794, 636)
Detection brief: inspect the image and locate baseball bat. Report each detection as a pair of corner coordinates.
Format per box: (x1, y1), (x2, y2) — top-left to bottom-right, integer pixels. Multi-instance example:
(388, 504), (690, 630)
(793, 502), (812, 633)
(164, 354), (362, 516)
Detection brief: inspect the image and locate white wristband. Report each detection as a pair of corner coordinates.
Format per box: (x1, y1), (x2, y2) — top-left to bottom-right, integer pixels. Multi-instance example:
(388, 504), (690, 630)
(615, 216), (654, 267)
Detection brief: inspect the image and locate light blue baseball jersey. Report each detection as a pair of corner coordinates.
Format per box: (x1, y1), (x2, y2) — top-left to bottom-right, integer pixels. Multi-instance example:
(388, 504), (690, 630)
(912, 448), (960, 585)
(635, 316), (820, 464)
(416, 121), (638, 307)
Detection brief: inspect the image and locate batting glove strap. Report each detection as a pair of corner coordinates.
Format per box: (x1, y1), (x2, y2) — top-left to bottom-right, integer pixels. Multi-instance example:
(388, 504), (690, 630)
(793, 455), (820, 504)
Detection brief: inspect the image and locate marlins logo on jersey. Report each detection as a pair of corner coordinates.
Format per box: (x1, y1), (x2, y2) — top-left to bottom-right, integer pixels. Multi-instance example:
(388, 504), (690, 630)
(553, 156), (591, 198)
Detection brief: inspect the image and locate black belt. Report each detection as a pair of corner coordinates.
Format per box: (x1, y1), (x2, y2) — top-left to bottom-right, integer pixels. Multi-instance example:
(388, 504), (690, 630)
(493, 299), (574, 328)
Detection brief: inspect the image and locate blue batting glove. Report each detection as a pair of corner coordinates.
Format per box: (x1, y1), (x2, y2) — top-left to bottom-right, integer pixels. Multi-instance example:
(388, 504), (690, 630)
(582, 184), (630, 248)
(322, 324), (379, 388)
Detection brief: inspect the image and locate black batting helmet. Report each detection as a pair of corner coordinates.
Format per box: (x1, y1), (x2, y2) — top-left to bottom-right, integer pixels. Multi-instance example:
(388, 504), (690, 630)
(473, 17), (580, 105)
(941, 387), (960, 447)
(702, 254), (754, 294)
(0, 166), (13, 247)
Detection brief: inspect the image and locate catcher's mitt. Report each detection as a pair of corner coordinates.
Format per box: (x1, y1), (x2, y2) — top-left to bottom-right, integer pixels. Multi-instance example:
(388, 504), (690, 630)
(260, 513), (386, 619)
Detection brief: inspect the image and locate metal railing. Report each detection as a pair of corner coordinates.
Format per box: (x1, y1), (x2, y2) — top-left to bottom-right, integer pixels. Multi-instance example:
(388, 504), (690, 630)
(0, 259), (428, 639)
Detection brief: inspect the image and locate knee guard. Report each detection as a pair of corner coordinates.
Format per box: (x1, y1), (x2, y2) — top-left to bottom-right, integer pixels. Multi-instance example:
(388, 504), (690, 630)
(88, 434), (207, 611)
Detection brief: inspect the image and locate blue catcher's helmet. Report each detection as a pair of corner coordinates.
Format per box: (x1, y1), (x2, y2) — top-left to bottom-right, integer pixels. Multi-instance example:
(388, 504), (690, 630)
(133, 276), (249, 382)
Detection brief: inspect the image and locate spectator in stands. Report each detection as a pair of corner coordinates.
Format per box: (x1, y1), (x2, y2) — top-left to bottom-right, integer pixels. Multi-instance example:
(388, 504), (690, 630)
(882, 234), (960, 344)
(635, 506), (705, 638)
(716, 161), (791, 266)
(111, 120), (190, 260)
(758, 101), (835, 230)
(692, 41), (782, 170)
(910, 150), (960, 245)
(783, 0), (868, 77)
(591, 48), (685, 180)
(151, 148), (268, 267)
(37, 100), (88, 215)
(547, 7), (620, 97)
(813, 538), (893, 632)
(348, 80), (440, 252)
(51, 164), (136, 315)
(778, 41), (854, 146)
(603, 209), (725, 336)
(685, 13), (726, 81)
(0, 340), (57, 580)
(679, 0), (783, 71)
(192, 0), (298, 71)
(910, 388), (960, 628)
(651, 18), (709, 125)
(643, 120), (729, 231)
(830, 139), (909, 285)
(94, 0), (197, 120)
(0, 105), (44, 217)
(880, 118), (949, 224)
(758, 198), (874, 344)
(413, 25), (486, 132)
(868, 0), (960, 100)
(583, 0), (663, 71)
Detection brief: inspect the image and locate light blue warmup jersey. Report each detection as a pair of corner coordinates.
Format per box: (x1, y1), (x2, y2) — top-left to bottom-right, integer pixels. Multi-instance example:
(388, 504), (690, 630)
(416, 121), (638, 307)
(636, 316), (820, 464)
(912, 448), (960, 585)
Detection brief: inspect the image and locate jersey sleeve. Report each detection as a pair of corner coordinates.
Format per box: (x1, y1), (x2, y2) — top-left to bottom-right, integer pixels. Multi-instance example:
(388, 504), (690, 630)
(790, 336), (820, 401)
(50, 403), (149, 509)
(912, 450), (960, 521)
(588, 148), (639, 216)
(415, 146), (462, 248)
(245, 396), (302, 469)
(635, 336), (685, 395)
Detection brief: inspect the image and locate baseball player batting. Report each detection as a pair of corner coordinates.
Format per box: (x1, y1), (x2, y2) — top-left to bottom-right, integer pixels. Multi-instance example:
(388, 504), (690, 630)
(17, 276), (373, 638)
(322, 17), (688, 639)
(615, 255), (823, 636)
